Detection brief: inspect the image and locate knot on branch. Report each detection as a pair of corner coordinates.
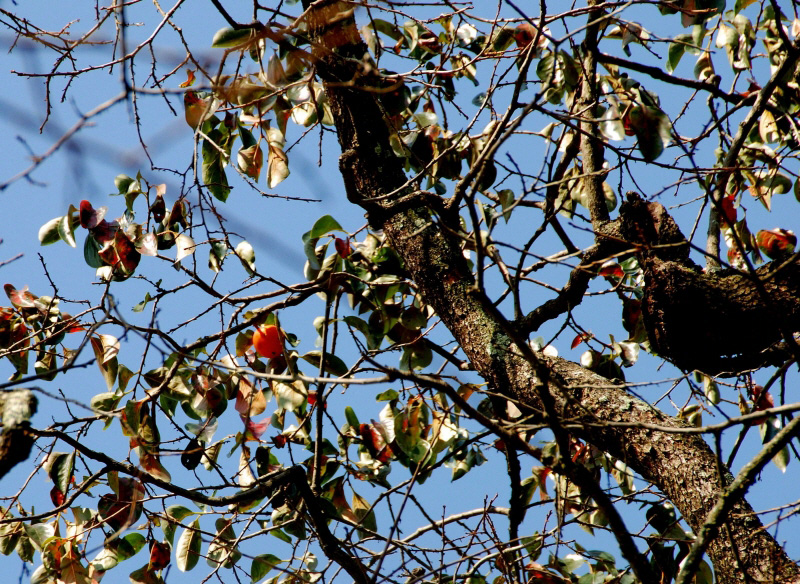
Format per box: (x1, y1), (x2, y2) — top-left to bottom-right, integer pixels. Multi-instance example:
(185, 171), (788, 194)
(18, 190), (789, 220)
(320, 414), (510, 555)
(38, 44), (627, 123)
(619, 192), (800, 375)
(619, 191), (690, 262)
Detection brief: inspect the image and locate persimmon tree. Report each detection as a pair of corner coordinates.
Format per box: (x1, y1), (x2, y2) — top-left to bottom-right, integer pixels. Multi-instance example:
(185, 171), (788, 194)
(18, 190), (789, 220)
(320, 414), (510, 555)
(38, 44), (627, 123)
(2, 1), (800, 583)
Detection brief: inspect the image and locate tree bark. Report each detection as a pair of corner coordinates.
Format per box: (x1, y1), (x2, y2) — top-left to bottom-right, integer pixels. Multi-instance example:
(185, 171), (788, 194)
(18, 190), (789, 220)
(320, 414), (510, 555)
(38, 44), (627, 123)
(304, 1), (800, 581)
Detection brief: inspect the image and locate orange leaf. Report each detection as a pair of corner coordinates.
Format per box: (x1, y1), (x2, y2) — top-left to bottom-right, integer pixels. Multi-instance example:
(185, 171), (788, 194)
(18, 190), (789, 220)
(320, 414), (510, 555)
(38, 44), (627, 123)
(179, 69), (196, 88)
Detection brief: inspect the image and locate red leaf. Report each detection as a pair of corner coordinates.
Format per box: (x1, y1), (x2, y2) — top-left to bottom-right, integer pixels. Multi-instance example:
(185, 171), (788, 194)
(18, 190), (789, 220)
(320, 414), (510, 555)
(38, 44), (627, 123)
(4, 284), (37, 309)
(334, 237), (351, 259)
(598, 263), (624, 279)
(622, 110), (636, 136)
(149, 540), (171, 570)
(359, 423), (394, 463)
(168, 199), (188, 229)
(749, 384), (774, 412)
(622, 298), (642, 335)
(98, 230), (141, 279)
(513, 23), (536, 47)
(50, 485), (66, 507)
(150, 194), (166, 223)
(756, 228), (796, 260)
(720, 195), (736, 225)
(79, 200), (106, 229)
(571, 332), (592, 349)
(747, 383), (774, 426)
(243, 416), (270, 440)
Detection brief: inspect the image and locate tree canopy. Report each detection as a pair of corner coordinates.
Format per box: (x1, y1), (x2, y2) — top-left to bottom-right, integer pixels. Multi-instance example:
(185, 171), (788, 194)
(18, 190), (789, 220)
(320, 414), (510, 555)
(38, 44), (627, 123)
(1, 1), (800, 583)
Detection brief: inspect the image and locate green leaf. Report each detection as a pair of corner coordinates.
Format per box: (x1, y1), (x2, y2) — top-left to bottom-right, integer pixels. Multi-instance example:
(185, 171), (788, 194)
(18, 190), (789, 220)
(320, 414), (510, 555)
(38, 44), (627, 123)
(211, 27), (258, 49)
(209, 240), (227, 273)
(207, 518), (241, 568)
(376, 389), (399, 402)
(132, 292), (153, 313)
(308, 215), (344, 239)
(703, 375), (720, 405)
(352, 491), (377, 540)
(84, 234), (104, 268)
(38, 217), (62, 246)
(300, 350), (349, 377)
(54, 451), (75, 495)
(666, 35), (693, 73)
(166, 505), (196, 524)
(344, 406), (360, 429)
(119, 533), (147, 560)
(57, 206), (79, 248)
(176, 520), (202, 572)
(23, 523), (54, 552)
(202, 136), (232, 202)
(251, 554), (282, 583)
(114, 174), (136, 194)
(629, 105), (671, 161)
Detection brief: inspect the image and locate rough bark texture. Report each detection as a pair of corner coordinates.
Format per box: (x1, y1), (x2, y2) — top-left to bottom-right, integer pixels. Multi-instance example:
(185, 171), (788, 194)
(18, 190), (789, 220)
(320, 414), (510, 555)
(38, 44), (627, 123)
(305, 2), (800, 581)
(616, 192), (800, 375)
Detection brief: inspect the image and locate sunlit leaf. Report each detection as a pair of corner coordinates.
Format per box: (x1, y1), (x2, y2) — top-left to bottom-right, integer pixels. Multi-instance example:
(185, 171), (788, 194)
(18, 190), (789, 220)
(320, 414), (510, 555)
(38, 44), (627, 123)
(175, 520), (202, 572)
(300, 350), (349, 377)
(211, 26), (258, 50)
(235, 240), (256, 276)
(174, 234), (196, 264)
(251, 554), (282, 583)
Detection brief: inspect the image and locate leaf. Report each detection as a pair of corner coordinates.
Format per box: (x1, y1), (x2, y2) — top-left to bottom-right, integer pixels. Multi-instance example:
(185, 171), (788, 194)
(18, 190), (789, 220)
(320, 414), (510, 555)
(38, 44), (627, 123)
(91, 391), (120, 413)
(179, 69), (196, 88)
(238, 144), (263, 180)
(235, 378), (266, 417)
(84, 233), (104, 268)
(208, 240), (227, 273)
(308, 215), (344, 239)
(267, 143), (290, 188)
(175, 520), (202, 572)
(139, 450), (171, 482)
(300, 350), (349, 377)
(202, 136), (231, 202)
(38, 217), (63, 246)
(132, 292), (153, 313)
(759, 110), (780, 144)
(51, 451), (75, 495)
(90, 334), (119, 390)
(352, 492), (378, 539)
(344, 406), (360, 429)
(174, 234), (196, 263)
(24, 523), (54, 552)
(57, 206), (79, 248)
(666, 35), (692, 73)
(628, 105), (671, 161)
(211, 26), (258, 49)
(251, 554), (282, 583)
(694, 53), (715, 82)
(207, 518), (241, 568)
(703, 374), (720, 405)
(273, 380), (307, 412)
(235, 240), (256, 276)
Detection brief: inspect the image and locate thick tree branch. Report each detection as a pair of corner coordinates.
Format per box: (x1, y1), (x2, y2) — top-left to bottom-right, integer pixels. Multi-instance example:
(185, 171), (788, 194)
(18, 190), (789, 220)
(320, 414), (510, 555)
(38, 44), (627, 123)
(577, 0), (611, 227)
(304, 1), (800, 582)
(675, 414), (800, 584)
